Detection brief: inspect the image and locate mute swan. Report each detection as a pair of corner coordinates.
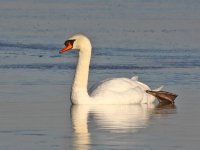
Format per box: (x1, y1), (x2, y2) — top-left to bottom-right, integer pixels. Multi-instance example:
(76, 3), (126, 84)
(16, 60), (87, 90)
(59, 34), (177, 105)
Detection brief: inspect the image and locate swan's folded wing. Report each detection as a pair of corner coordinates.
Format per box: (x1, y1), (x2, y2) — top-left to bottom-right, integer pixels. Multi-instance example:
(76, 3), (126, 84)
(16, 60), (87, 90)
(131, 76), (139, 81)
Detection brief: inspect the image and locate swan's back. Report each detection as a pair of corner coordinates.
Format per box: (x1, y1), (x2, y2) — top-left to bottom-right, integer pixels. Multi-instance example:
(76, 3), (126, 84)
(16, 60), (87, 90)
(90, 77), (150, 97)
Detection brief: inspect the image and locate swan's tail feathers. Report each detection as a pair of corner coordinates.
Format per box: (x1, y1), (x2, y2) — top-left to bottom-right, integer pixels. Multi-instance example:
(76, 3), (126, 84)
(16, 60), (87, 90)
(153, 85), (164, 91)
(146, 90), (178, 104)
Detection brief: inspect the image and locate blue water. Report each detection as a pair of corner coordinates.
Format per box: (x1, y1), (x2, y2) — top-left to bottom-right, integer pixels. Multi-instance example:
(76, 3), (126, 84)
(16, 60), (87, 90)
(0, 0), (200, 150)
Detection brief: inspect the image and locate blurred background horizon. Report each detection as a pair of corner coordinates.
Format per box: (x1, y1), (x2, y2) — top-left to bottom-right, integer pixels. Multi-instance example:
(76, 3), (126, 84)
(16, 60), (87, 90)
(1, 0), (200, 49)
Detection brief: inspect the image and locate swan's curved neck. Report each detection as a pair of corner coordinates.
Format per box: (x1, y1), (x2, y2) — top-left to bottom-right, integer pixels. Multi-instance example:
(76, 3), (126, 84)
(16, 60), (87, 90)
(71, 46), (91, 104)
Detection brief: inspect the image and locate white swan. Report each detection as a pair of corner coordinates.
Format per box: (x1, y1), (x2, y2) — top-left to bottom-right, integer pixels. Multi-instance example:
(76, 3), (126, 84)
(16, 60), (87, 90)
(59, 34), (177, 105)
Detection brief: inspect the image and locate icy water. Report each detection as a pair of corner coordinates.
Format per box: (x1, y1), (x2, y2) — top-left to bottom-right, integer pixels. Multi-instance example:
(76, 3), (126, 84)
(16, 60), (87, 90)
(1, 0), (200, 150)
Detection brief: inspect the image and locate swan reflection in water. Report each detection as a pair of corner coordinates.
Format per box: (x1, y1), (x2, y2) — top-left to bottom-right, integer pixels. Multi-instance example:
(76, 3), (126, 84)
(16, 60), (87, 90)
(70, 103), (176, 150)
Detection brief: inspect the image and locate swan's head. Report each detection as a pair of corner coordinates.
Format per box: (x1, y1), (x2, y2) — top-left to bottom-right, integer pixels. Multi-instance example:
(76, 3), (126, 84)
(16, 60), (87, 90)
(59, 34), (92, 54)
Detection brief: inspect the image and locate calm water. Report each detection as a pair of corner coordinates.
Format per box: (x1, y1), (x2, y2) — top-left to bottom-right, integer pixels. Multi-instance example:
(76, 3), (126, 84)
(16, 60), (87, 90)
(1, 0), (200, 150)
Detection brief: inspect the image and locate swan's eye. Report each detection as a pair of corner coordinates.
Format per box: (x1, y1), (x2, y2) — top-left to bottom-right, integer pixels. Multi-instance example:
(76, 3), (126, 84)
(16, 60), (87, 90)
(64, 39), (75, 46)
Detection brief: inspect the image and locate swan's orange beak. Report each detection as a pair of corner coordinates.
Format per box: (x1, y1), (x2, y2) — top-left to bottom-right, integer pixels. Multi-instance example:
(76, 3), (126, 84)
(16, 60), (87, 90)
(59, 43), (73, 54)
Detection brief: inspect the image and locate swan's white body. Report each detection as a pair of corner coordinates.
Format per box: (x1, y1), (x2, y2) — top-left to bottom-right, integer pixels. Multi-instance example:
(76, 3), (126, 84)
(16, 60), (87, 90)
(60, 34), (161, 105)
